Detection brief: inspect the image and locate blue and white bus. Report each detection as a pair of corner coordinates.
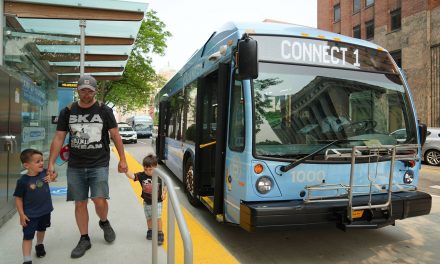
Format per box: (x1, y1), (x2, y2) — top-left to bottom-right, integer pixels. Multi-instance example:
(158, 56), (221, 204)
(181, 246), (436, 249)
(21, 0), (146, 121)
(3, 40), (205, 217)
(155, 22), (431, 231)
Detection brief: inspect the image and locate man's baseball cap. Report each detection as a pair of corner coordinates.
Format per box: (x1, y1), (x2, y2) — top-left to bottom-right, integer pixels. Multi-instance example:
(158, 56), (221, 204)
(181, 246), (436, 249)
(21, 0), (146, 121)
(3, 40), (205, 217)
(77, 75), (97, 91)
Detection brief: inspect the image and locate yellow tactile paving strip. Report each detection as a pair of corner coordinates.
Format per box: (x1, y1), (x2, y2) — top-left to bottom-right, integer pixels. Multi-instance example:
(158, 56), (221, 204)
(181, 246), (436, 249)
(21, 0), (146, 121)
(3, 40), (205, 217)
(112, 148), (239, 264)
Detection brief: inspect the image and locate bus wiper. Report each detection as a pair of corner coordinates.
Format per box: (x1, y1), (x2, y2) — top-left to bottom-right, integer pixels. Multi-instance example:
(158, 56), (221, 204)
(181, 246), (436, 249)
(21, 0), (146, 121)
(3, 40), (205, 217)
(262, 154), (305, 159)
(279, 139), (357, 173)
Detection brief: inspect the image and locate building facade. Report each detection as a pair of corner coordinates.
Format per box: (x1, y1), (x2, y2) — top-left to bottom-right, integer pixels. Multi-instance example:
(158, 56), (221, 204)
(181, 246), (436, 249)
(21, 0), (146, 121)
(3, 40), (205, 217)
(318, 0), (440, 126)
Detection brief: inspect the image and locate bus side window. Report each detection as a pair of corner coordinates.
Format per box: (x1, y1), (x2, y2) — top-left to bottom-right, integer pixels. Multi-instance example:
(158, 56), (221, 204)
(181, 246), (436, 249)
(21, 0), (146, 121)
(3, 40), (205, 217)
(229, 80), (245, 151)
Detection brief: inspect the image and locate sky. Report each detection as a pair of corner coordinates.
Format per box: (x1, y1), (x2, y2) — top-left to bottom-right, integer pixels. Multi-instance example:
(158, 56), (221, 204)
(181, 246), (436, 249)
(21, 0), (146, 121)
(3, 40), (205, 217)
(142, 0), (318, 72)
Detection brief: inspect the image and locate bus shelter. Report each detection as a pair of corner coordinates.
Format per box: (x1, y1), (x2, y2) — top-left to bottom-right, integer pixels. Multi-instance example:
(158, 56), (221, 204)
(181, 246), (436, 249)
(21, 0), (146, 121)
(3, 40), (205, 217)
(0, 0), (148, 226)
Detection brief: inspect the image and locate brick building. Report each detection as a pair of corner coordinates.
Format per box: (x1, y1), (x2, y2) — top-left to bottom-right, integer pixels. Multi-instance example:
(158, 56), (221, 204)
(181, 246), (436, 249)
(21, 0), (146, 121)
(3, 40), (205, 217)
(318, 0), (440, 126)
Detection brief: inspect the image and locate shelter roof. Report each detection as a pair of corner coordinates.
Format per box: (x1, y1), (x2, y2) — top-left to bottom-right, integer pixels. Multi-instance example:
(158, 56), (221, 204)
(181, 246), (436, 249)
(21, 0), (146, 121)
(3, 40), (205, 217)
(4, 0), (148, 82)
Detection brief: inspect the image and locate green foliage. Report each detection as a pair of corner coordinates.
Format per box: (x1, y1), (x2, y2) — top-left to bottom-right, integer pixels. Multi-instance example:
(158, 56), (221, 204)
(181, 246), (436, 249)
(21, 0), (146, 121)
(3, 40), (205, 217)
(97, 10), (171, 113)
(253, 78), (283, 133)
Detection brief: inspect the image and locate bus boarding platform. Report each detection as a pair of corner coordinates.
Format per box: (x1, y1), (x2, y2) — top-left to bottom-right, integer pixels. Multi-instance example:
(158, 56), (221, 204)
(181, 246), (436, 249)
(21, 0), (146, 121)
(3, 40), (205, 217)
(0, 153), (167, 264)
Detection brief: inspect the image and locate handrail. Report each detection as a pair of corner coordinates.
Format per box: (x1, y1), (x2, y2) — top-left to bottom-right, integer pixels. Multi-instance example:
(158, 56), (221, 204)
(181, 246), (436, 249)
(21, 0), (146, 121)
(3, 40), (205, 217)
(151, 167), (193, 264)
(199, 141), (216, 149)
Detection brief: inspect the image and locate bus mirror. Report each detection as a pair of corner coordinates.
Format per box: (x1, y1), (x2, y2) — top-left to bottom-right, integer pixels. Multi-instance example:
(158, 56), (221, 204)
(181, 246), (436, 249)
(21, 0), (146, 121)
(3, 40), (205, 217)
(237, 35), (258, 80)
(418, 122), (427, 146)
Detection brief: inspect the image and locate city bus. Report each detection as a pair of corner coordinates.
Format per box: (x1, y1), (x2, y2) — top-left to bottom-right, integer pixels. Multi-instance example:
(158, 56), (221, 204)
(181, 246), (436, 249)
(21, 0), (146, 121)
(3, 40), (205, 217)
(126, 115), (153, 138)
(155, 21), (432, 231)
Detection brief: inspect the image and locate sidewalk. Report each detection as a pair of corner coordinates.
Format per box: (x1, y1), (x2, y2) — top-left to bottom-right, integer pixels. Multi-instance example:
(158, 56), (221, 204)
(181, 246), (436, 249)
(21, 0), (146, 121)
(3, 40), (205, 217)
(0, 153), (167, 264)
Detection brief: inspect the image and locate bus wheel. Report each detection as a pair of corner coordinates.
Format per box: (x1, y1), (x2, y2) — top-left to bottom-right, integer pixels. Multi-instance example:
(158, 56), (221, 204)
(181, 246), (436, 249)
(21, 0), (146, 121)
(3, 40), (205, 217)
(184, 159), (201, 207)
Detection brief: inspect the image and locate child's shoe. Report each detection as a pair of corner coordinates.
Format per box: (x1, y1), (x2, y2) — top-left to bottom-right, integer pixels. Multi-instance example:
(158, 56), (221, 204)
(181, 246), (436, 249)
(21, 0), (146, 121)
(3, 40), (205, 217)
(23, 262), (32, 264)
(35, 244), (46, 257)
(158, 231), (164, 245)
(146, 229), (152, 240)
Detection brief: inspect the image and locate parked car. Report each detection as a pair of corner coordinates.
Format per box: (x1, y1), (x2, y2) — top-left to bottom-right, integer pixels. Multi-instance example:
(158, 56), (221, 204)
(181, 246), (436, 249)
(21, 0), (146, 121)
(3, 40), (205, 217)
(389, 128), (407, 143)
(422, 127), (440, 166)
(118, 123), (137, 144)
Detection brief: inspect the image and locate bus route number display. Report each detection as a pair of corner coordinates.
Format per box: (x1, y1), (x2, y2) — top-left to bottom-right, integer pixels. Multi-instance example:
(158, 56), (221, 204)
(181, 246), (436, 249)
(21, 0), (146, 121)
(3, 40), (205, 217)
(254, 35), (395, 73)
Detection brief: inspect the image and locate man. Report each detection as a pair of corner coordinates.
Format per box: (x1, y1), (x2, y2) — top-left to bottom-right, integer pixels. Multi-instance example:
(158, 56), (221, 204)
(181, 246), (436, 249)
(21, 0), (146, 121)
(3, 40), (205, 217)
(48, 75), (128, 259)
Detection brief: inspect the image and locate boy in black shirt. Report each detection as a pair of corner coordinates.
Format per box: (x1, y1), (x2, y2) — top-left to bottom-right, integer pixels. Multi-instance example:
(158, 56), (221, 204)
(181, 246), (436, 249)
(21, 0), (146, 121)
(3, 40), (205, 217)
(14, 149), (57, 264)
(124, 154), (167, 245)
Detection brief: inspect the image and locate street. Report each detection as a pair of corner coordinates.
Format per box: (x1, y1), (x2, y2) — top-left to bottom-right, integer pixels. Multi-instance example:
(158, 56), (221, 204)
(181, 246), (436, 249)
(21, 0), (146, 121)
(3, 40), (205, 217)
(125, 138), (440, 264)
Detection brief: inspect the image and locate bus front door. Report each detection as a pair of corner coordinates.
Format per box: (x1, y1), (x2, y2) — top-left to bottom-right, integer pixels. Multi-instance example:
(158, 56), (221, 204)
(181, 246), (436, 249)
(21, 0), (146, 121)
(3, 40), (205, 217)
(157, 101), (168, 161)
(194, 63), (230, 215)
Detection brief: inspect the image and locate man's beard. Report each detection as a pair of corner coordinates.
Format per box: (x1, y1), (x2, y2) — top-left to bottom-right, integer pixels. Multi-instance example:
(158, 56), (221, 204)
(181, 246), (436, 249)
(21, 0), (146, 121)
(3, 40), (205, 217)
(80, 97), (94, 104)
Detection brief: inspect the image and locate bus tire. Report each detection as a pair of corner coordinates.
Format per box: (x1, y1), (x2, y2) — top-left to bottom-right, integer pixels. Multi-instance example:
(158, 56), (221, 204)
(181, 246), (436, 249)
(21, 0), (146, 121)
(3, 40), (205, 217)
(184, 158), (201, 207)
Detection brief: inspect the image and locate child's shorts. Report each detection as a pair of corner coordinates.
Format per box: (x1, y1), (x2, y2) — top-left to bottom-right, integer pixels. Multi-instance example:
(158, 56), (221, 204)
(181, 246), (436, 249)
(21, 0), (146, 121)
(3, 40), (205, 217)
(23, 213), (51, 240)
(143, 201), (162, 219)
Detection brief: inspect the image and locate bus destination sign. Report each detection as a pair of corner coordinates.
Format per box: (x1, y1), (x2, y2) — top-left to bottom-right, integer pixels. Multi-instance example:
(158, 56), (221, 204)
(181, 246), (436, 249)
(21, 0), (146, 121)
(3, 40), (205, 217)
(253, 35), (397, 73)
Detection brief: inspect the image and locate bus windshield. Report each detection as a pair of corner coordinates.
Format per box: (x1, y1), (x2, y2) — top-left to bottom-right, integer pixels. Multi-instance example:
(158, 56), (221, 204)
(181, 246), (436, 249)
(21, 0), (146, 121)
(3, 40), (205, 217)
(252, 63), (417, 157)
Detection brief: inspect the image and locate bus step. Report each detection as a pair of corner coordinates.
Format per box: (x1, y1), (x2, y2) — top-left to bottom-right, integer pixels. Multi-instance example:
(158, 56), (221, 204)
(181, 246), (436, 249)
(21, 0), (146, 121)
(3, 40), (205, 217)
(338, 219), (395, 231)
(200, 196), (214, 213)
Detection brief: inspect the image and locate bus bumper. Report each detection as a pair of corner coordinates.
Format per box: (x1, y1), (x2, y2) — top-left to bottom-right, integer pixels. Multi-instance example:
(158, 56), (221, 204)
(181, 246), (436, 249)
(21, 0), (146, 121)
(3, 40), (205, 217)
(239, 191), (432, 232)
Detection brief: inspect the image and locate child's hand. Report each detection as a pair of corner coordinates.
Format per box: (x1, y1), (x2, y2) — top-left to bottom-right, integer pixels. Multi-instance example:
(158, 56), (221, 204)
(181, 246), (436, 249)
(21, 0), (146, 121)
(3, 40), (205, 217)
(161, 189), (167, 200)
(43, 174), (51, 183)
(44, 170), (57, 183)
(50, 171), (58, 182)
(19, 214), (29, 227)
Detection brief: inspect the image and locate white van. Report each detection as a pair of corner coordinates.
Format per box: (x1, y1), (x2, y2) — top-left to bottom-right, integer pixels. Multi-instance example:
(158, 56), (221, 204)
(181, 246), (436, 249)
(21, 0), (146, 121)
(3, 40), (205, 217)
(118, 123), (137, 144)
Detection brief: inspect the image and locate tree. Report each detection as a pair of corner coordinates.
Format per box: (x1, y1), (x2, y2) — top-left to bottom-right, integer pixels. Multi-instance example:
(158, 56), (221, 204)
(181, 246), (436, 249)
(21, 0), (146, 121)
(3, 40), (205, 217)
(97, 10), (171, 113)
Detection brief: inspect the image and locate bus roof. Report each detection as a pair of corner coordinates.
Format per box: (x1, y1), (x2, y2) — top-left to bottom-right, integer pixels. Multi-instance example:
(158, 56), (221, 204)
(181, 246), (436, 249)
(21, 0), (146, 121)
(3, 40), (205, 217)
(157, 21), (389, 100)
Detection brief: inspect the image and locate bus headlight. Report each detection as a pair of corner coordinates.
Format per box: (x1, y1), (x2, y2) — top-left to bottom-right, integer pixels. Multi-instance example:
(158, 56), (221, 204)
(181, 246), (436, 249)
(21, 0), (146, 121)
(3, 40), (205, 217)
(256, 176), (272, 194)
(403, 170), (414, 184)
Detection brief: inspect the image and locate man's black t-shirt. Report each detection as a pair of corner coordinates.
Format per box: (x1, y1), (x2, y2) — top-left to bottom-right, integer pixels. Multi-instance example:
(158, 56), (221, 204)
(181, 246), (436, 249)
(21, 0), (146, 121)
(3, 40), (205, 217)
(134, 172), (163, 205)
(56, 101), (117, 168)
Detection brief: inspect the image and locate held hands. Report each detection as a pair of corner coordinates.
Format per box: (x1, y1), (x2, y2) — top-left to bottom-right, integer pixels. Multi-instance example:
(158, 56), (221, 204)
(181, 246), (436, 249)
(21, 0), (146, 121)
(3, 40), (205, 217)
(44, 170), (58, 183)
(47, 164), (57, 182)
(19, 214), (29, 227)
(118, 160), (128, 173)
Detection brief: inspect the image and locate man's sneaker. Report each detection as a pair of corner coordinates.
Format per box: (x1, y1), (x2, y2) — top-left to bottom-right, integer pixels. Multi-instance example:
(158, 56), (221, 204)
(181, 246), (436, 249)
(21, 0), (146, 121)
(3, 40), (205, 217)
(146, 229), (152, 240)
(158, 231), (164, 246)
(99, 220), (116, 243)
(35, 244), (46, 257)
(71, 237), (91, 258)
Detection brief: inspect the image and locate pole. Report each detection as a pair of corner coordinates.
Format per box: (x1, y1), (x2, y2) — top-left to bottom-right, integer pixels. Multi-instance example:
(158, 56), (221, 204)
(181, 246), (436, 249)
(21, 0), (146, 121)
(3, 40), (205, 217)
(152, 172), (158, 264)
(0, 0), (4, 66)
(79, 20), (86, 76)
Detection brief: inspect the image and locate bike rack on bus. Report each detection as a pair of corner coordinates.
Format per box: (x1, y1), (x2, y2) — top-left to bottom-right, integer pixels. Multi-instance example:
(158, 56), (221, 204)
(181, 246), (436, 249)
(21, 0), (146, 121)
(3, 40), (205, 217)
(151, 168), (193, 264)
(303, 144), (420, 222)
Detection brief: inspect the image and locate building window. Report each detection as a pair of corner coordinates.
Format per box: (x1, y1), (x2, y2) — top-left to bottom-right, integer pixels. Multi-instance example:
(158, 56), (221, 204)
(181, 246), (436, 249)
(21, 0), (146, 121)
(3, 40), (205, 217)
(353, 0), (361, 13)
(390, 50), (402, 68)
(365, 0), (374, 7)
(390, 9), (401, 31)
(334, 4), (341, 22)
(353, 25), (361, 39)
(365, 20), (374, 39)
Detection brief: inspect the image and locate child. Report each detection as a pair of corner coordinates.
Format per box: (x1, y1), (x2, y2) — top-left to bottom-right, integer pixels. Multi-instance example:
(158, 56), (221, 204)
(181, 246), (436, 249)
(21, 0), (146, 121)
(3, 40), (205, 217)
(14, 149), (57, 264)
(125, 154), (167, 245)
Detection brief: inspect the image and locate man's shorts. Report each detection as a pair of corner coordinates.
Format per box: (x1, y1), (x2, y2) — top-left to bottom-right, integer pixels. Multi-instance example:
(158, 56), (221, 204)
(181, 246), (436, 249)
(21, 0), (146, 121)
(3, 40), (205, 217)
(67, 166), (109, 201)
(23, 213), (51, 240)
(143, 201), (162, 219)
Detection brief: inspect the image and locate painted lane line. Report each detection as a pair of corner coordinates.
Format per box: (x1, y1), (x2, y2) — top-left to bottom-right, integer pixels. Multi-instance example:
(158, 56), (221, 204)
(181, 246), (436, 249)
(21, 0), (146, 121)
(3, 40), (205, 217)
(430, 185), (440, 190)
